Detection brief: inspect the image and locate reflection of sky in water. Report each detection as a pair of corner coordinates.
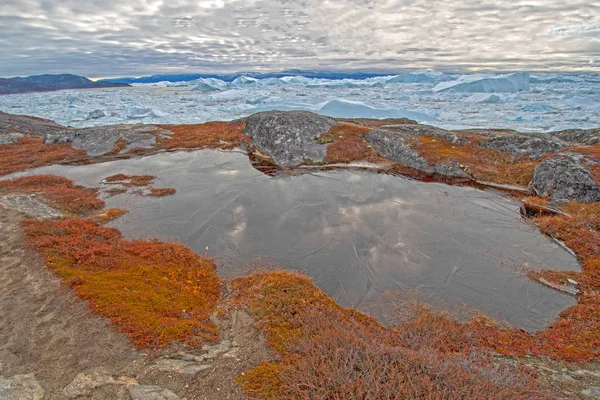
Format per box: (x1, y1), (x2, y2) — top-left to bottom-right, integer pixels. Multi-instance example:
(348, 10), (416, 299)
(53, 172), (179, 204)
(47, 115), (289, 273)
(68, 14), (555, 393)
(22, 150), (580, 331)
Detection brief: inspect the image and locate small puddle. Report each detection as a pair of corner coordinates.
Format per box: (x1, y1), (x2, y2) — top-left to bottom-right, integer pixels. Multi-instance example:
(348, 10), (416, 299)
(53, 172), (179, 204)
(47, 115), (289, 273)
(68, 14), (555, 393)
(18, 150), (579, 331)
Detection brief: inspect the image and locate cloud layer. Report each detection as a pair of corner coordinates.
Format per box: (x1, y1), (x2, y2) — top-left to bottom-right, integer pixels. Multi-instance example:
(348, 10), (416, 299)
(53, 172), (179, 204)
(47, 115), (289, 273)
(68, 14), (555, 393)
(1, 0), (599, 77)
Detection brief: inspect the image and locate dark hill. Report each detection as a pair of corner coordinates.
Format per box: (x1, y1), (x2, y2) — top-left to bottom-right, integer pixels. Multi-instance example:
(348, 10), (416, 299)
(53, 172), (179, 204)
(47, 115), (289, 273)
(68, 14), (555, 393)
(0, 74), (130, 95)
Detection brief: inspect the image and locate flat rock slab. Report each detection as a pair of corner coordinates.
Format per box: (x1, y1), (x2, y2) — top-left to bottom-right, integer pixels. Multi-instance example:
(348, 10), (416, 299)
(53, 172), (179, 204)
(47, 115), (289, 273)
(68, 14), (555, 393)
(0, 195), (63, 220)
(63, 370), (136, 398)
(45, 125), (169, 157)
(241, 110), (336, 166)
(129, 385), (180, 400)
(0, 374), (44, 400)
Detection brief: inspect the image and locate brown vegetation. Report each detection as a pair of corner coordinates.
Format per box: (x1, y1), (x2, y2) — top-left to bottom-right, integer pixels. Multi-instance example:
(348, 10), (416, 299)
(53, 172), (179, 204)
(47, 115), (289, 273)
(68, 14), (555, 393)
(24, 217), (221, 348)
(146, 188), (176, 197)
(88, 208), (127, 225)
(320, 124), (386, 164)
(415, 136), (538, 186)
(157, 122), (247, 150)
(0, 175), (104, 213)
(0, 136), (87, 176)
(104, 173), (155, 186)
(234, 271), (555, 399)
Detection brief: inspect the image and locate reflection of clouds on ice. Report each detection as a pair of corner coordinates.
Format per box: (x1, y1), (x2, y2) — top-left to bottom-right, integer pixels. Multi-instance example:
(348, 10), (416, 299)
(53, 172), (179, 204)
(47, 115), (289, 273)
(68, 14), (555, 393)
(21, 149), (580, 331)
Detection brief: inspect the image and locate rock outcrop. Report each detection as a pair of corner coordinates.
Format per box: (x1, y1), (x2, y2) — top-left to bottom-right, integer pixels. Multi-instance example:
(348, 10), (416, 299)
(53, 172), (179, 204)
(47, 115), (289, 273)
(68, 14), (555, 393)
(0, 374), (44, 400)
(240, 110), (337, 166)
(533, 154), (600, 203)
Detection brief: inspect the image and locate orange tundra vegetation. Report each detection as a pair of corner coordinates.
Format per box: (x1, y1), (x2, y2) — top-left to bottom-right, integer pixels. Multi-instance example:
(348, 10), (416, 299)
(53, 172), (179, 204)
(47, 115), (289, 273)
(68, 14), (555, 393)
(104, 173), (155, 186)
(234, 271), (555, 400)
(146, 187), (176, 197)
(0, 136), (87, 176)
(24, 217), (221, 348)
(88, 208), (127, 225)
(0, 175), (104, 213)
(157, 122), (247, 150)
(415, 136), (539, 186)
(320, 124), (385, 164)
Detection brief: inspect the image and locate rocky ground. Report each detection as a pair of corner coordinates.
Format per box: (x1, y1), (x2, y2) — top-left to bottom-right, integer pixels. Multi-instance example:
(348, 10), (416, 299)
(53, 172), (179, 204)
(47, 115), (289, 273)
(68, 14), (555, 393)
(0, 203), (273, 400)
(1, 110), (600, 398)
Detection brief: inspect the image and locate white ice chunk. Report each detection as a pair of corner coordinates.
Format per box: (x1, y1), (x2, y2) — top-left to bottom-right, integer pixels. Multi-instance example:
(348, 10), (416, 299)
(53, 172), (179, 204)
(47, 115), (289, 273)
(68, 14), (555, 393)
(433, 72), (530, 93)
(530, 75), (583, 84)
(466, 93), (504, 104)
(124, 106), (167, 118)
(318, 99), (436, 121)
(231, 76), (259, 85)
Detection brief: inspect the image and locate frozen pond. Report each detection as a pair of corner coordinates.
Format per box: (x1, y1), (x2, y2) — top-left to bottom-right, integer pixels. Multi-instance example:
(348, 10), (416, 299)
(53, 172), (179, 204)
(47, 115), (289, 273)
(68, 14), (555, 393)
(17, 150), (580, 330)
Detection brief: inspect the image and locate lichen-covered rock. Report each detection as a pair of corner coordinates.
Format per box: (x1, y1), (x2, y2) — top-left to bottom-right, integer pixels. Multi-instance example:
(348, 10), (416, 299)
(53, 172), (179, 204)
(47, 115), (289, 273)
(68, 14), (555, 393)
(549, 128), (600, 146)
(533, 154), (600, 203)
(479, 134), (567, 160)
(0, 110), (65, 138)
(365, 129), (469, 178)
(365, 129), (433, 172)
(0, 374), (44, 400)
(384, 124), (463, 144)
(45, 124), (168, 157)
(240, 111), (337, 167)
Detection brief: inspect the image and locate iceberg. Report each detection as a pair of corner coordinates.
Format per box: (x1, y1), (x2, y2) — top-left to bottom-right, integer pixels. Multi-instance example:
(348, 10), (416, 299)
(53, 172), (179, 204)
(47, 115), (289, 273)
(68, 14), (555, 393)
(190, 81), (223, 92)
(231, 76), (259, 85)
(318, 99), (436, 121)
(387, 72), (453, 84)
(466, 93), (504, 104)
(530, 75), (583, 84)
(433, 72), (530, 93)
(124, 106), (166, 119)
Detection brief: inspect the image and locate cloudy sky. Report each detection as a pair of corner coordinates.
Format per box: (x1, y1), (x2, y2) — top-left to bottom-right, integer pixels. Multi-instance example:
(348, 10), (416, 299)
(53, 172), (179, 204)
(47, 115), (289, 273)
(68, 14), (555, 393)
(0, 0), (599, 78)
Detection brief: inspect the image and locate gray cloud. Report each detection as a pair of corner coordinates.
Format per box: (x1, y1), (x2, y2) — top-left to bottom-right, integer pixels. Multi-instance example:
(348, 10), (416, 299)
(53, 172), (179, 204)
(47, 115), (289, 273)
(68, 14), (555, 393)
(0, 0), (599, 77)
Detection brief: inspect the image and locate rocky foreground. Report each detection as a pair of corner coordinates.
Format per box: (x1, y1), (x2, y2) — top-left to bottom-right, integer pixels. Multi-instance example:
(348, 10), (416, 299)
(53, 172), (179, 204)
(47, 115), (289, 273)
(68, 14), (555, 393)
(1, 110), (600, 399)
(1, 109), (599, 204)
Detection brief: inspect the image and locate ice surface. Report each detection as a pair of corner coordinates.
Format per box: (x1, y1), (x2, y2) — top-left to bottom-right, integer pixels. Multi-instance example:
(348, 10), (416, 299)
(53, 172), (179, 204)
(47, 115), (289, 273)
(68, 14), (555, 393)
(433, 72), (530, 93)
(1, 71), (600, 132)
(318, 99), (436, 121)
(18, 150), (579, 330)
(387, 72), (453, 83)
(466, 93), (504, 104)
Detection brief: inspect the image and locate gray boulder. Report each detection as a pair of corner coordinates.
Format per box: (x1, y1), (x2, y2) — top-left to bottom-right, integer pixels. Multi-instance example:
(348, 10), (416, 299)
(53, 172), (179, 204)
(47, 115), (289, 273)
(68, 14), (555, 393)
(365, 129), (469, 178)
(533, 154), (600, 203)
(549, 128), (600, 146)
(479, 134), (567, 160)
(45, 124), (169, 157)
(0, 110), (65, 138)
(366, 129), (433, 173)
(241, 111), (336, 167)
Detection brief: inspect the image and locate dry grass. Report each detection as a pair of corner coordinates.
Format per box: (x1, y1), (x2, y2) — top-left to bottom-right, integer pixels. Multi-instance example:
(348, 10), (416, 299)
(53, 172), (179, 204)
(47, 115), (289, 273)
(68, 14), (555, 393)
(415, 136), (539, 186)
(157, 122), (247, 150)
(104, 174), (155, 186)
(146, 188), (176, 197)
(0, 175), (104, 214)
(88, 208), (127, 225)
(320, 124), (385, 164)
(0, 136), (87, 176)
(24, 217), (221, 348)
(234, 271), (555, 399)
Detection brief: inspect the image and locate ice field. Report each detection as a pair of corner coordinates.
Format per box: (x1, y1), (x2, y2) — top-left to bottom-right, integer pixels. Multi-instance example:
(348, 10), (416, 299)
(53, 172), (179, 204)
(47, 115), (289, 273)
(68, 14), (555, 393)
(1, 71), (600, 132)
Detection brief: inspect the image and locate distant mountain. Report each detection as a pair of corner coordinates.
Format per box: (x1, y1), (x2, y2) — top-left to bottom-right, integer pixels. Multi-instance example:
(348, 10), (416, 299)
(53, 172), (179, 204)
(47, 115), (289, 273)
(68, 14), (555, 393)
(0, 74), (130, 95)
(100, 70), (391, 84)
